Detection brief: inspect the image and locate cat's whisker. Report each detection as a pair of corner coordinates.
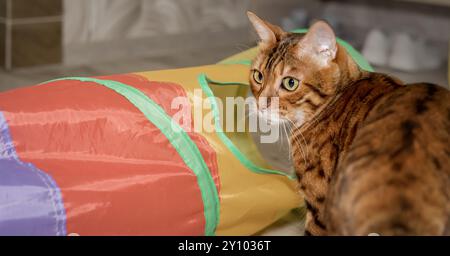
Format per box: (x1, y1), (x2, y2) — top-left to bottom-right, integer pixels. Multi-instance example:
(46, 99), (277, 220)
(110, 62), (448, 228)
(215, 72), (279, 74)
(292, 122), (310, 161)
(275, 121), (283, 151)
(279, 120), (288, 153)
(292, 136), (307, 167)
(298, 131), (309, 162)
(311, 114), (321, 126)
(281, 121), (293, 161)
(287, 125), (307, 166)
(286, 120), (309, 166)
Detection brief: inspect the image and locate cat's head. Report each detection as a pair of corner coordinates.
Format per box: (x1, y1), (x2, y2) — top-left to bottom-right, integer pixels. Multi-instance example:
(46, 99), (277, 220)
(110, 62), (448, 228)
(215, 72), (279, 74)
(247, 12), (361, 127)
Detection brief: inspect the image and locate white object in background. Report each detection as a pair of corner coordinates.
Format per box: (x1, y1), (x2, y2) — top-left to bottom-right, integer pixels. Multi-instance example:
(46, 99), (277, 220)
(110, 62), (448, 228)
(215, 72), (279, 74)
(362, 29), (390, 67)
(388, 33), (420, 72)
(415, 39), (442, 70)
(388, 33), (443, 72)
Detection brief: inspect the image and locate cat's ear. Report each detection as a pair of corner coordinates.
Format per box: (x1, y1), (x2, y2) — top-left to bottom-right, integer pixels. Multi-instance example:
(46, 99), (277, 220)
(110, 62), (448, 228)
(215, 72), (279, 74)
(300, 21), (338, 66)
(247, 11), (284, 45)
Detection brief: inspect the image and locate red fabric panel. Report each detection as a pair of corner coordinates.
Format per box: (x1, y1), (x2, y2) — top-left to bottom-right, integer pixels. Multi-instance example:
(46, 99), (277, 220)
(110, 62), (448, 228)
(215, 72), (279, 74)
(0, 74), (219, 235)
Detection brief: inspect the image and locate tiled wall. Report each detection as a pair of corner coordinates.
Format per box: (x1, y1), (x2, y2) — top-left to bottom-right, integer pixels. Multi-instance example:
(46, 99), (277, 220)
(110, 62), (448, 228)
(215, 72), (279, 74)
(0, 0), (62, 69)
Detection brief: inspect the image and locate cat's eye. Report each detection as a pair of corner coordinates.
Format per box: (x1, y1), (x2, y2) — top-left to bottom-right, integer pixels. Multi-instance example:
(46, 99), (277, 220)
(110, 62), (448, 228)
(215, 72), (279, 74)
(252, 70), (263, 84)
(282, 77), (300, 91)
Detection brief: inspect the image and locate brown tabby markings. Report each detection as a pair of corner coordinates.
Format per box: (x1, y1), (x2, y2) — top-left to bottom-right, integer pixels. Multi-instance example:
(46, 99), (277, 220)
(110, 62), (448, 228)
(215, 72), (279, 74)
(292, 74), (408, 235)
(326, 84), (450, 235)
(247, 12), (450, 235)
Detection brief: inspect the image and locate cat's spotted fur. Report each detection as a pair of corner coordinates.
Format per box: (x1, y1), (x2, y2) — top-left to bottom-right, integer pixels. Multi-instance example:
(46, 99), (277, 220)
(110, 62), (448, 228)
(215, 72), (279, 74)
(247, 12), (450, 235)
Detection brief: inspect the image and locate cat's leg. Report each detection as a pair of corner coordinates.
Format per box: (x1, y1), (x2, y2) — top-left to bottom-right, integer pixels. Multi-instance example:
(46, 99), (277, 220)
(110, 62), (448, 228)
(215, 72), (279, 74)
(304, 200), (328, 236)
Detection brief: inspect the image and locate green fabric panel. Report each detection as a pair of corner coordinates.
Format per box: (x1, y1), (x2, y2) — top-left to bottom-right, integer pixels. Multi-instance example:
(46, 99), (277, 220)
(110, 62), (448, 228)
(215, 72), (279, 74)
(43, 77), (220, 236)
(197, 73), (297, 180)
(335, 39), (374, 72)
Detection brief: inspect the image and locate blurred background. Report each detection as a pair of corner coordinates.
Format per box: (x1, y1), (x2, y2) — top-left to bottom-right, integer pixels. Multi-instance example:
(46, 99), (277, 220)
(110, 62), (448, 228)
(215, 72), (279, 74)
(0, 0), (449, 91)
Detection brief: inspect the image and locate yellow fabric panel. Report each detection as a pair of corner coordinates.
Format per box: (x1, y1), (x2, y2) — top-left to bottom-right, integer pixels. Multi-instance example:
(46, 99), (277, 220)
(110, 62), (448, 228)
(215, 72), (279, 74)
(219, 47), (258, 66)
(135, 64), (301, 235)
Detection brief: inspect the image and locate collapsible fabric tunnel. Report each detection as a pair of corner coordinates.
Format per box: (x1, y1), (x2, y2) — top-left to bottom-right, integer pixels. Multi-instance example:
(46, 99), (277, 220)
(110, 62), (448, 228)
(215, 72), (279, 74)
(0, 31), (372, 236)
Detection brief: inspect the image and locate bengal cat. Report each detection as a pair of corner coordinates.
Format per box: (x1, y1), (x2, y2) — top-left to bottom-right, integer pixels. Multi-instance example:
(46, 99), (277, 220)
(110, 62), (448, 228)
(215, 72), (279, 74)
(247, 11), (450, 236)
